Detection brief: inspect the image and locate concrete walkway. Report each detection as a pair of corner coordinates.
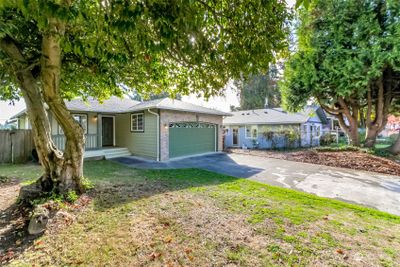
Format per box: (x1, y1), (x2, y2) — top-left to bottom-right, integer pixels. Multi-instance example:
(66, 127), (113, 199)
(113, 153), (400, 216)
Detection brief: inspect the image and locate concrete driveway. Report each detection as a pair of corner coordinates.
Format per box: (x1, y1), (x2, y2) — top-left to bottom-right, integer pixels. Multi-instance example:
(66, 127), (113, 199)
(113, 153), (400, 216)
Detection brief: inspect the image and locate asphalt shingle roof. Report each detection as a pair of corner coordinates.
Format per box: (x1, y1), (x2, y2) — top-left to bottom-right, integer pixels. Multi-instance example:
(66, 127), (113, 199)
(223, 107), (318, 125)
(127, 98), (231, 116)
(11, 97), (230, 118)
(66, 96), (140, 113)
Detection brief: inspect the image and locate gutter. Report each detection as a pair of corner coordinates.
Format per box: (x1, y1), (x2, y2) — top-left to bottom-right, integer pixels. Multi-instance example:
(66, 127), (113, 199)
(147, 108), (160, 161)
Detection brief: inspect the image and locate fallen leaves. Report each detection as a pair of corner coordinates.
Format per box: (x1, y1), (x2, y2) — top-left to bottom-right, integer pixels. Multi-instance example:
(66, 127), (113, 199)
(336, 248), (344, 255)
(0, 249), (15, 264)
(163, 235), (173, 243)
(229, 148), (400, 175)
(149, 251), (162, 260)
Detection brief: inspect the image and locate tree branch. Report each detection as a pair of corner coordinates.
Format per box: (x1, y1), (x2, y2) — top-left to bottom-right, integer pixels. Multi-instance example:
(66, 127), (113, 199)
(316, 97), (343, 115)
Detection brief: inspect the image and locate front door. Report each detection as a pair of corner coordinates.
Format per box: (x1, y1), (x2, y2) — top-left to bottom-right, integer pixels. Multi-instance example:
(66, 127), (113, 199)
(232, 128), (239, 146)
(102, 117), (114, 147)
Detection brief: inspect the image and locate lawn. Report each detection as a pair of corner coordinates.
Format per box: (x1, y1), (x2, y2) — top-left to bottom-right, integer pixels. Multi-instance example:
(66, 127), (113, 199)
(1, 161), (400, 266)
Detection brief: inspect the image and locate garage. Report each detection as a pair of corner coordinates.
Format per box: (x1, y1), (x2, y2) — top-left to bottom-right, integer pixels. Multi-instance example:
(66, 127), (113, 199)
(169, 122), (217, 158)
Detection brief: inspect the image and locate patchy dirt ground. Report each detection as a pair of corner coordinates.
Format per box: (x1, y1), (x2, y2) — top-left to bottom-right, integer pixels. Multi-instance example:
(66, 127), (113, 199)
(0, 176), (91, 265)
(2, 162), (399, 266)
(227, 148), (400, 176)
(0, 177), (32, 265)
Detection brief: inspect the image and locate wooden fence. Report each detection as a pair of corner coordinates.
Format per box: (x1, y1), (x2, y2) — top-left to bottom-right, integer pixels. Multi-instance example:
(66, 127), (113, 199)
(0, 130), (34, 163)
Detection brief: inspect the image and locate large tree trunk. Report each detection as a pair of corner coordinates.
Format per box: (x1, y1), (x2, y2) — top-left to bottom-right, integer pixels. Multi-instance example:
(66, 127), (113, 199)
(364, 73), (392, 148)
(39, 18), (86, 194)
(1, 19), (86, 195)
(318, 97), (361, 146)
(389, 131), (400, 154)
(365, 128), (379, 148)
(337, 98), (360, 146)
(337, 113), (359, 146)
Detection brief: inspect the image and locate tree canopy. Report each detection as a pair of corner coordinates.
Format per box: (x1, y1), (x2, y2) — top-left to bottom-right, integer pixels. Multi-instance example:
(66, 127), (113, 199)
(1, 0), (290, 101)
(280, 0), (400, 146)
(0, 0), (291, 194)
(234, 64), (281, 110)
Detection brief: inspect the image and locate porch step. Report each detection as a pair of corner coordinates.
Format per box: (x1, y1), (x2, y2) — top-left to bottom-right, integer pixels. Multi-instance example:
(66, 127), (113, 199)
(83, 147), (131, 160)
(104, 148), (131, 159)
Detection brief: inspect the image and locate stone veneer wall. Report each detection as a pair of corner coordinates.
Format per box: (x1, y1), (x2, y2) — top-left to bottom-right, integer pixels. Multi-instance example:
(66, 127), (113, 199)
(159, 110), (223, 161)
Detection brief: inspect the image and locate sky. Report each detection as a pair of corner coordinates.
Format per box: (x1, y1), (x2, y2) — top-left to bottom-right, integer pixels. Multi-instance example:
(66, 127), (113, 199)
(0, 100), (26, 124)
(0, 0), (295, 124)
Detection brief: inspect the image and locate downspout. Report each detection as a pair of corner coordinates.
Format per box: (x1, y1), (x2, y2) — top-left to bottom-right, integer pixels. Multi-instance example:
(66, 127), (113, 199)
(147, 109), (160, 161)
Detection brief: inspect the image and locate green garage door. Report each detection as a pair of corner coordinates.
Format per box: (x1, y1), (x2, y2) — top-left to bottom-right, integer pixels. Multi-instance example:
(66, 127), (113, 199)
(169, 122), (216, 158)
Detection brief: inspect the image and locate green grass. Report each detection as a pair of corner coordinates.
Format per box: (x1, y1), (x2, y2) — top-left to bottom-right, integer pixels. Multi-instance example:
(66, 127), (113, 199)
(1, 161), (399, 266)
(0, 163), (42, 183)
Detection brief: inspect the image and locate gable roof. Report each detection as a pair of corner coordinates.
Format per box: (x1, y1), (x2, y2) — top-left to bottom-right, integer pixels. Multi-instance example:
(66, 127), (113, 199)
(223, 106), (325, 125)
(10, 96), (230, 119)
(127, 98), (231, 116)
(66, 96), (140, 113)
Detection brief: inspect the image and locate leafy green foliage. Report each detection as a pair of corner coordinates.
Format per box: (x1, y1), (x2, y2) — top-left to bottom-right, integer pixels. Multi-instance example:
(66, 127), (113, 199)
(319, 133), (336, 146)
(0, 0), (291, 101)
(280, 0), (400, 112)
(66, 190), (79, 203)
(261, 125), (301, 149)
(235, 64), (282, 110)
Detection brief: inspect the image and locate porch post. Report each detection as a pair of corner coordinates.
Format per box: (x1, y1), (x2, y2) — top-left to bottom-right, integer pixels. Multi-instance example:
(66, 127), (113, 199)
(97, 113), (101, 148)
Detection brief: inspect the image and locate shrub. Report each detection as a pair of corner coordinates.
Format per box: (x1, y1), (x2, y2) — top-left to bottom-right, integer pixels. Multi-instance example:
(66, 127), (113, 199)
(284, 129), (300, 148)
(389, 133), (399, 144)
(320, 133), (336, 146)
(66, 190), (79, 203)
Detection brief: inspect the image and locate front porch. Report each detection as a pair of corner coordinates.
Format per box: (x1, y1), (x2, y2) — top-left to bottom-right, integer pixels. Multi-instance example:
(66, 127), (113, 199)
(84, 147), (131, 160)
(51, 112), (118, 152)
(51, 135), (131, 160)
(52, 134), (99, 151)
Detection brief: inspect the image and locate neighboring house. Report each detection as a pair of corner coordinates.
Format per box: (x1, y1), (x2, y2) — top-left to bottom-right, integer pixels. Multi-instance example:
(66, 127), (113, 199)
(11, 97), (230, 161)
(380, 115), (400, 137)
(223, 106), (328, 149)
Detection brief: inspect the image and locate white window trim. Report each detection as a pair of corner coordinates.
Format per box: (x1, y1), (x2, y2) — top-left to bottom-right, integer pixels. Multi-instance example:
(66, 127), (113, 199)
(58, 113), (88, 134)
(245, 125), (258, 139)
(131, 113), (144, 132)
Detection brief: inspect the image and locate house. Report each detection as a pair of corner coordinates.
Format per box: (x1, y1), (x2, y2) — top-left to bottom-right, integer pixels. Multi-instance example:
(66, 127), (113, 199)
(380, 115), (400, 138)
(11, 97), (230, 161)
(223, 106), (328, 149)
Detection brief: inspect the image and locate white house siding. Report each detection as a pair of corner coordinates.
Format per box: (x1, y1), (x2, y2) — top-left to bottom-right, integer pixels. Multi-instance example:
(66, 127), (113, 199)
(225, 124), (302, 149)
(300, 122), (324, 147)
(225, 121), (327, 149)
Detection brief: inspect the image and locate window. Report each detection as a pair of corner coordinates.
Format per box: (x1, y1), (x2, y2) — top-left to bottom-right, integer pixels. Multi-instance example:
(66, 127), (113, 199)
(58, 114), (87, 134)
(131, 113), (144, 132)
(245, 125), (258, 139)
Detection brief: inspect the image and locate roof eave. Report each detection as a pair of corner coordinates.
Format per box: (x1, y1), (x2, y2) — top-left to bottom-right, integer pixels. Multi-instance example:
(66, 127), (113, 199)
(223, 121), (306, 125)
(127, 106), (230, 116)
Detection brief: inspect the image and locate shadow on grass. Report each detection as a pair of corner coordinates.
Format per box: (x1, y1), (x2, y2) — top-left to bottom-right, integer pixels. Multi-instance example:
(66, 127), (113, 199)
(0, 159), (246, 263)
(91, 166), (239, 212)
(111, 153), (265, 179)
(0, 181), (42, 265)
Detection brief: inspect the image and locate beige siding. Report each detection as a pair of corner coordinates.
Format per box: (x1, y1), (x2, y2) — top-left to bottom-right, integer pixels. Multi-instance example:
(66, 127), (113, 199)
(87, 113), (98, 135)
(115, 111), (157, 159)
(50, 112), (98, 135)
(18, 116), (26, 129)
(17, 115), (31, 130)
(50, 114), (58, 135)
